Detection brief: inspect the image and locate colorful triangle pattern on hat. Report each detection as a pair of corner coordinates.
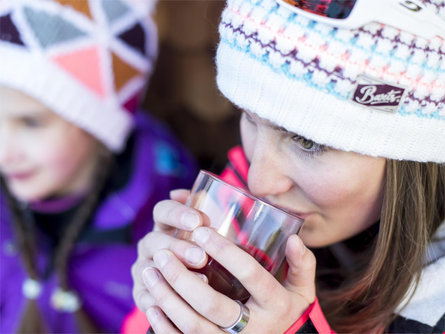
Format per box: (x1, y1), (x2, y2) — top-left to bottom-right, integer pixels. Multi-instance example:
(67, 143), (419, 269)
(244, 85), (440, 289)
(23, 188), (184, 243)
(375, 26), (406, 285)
(23, 6), (87, 48)
(112, 51), (142, 92)
(123, 92), (141, 114)
(117, 23), (146, 55)
(52, 46), (105, 97)
(53, 0), (93, 20)
(0, 14), (26, 47)
(102, 0), (130, 24)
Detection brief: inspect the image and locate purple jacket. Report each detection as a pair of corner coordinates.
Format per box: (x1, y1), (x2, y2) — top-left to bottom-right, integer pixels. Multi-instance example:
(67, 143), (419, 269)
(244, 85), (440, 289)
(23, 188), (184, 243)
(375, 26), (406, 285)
(0, 112), (197, 333)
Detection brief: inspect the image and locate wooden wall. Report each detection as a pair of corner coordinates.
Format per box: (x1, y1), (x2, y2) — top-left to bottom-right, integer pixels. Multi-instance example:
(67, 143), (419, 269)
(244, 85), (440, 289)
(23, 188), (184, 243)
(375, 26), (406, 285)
(143, 0), (241, 172)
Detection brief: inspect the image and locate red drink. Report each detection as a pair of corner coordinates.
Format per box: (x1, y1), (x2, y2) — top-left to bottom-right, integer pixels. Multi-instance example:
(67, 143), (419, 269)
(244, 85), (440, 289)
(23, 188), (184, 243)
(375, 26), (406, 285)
(195, 245), (273, 303)
(196, 257), (250, 303)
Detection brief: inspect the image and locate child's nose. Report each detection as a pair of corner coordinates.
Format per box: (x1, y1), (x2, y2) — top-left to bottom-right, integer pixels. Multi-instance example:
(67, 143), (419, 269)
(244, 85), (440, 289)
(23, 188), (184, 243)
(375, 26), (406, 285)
(247, 142), (293, 199)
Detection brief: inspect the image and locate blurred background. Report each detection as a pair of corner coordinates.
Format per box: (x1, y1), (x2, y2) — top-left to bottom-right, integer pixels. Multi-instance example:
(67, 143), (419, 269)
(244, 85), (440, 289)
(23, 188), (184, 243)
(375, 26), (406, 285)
(143, 0), (241, 173)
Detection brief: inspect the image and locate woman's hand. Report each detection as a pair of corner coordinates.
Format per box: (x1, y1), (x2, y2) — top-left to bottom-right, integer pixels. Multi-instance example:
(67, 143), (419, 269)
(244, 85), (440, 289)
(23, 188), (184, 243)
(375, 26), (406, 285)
(131, 189), (211, 319)
(137, 195), (317, 334)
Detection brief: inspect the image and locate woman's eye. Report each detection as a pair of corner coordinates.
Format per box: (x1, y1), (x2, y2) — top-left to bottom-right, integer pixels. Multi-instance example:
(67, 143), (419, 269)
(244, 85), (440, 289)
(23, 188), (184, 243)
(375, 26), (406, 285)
(292, 135), (325, 155)
(295, 136), (314, 150)
(243, 112), (255, 124)
(293, 135), (315, 150)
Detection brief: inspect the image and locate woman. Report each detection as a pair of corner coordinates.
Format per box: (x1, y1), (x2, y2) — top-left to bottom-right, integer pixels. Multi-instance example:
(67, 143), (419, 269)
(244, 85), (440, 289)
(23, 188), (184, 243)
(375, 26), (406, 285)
(130, 0), (445, 332)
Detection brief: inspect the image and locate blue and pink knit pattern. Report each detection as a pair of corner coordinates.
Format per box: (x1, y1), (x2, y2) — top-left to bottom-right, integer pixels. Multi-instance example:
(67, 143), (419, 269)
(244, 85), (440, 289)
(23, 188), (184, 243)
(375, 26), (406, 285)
(216, 0), (445, 162)
(219, 0), (445, 118)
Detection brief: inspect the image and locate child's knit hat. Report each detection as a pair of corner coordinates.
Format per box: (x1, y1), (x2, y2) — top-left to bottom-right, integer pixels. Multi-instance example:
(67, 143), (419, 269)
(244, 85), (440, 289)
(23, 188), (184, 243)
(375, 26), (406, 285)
(216, 0), (445, 163)
(0, 0), (158, 152)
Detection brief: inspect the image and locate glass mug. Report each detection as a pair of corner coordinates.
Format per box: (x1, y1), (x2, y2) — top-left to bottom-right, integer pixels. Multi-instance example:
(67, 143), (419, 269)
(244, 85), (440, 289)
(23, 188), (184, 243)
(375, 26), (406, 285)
(180, 170), (305, 303)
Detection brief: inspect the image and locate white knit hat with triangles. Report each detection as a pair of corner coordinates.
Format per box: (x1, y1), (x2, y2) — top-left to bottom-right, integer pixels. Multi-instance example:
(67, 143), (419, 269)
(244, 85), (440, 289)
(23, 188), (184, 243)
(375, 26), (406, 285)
(0, 0), (158, 152)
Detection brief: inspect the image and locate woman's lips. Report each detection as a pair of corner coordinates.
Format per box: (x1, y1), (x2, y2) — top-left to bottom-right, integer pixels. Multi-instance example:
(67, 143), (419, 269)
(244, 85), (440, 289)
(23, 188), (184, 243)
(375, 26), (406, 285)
(291, 211), (310, 220)
(249, 196), (311, 220)
(267, 201), (311, 219)
(277, 204), (311, 220)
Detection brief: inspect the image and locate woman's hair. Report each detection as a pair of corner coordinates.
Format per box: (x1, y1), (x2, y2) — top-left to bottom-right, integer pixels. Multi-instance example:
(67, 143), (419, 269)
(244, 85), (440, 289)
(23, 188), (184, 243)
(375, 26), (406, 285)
(318, 160), (445, 333)
(3, 144), (114, 333)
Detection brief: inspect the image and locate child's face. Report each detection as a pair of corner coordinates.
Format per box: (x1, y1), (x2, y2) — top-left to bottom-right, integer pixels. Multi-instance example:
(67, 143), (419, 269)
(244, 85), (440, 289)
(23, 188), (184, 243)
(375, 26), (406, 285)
(240, 111), (386, 248)
(0, 86), (100, 202)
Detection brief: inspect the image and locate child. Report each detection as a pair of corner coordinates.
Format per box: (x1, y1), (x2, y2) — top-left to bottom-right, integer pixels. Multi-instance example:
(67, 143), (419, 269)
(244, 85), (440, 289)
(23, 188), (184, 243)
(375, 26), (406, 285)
(129, 0), (445, 333)
(0, 0), (196, 333)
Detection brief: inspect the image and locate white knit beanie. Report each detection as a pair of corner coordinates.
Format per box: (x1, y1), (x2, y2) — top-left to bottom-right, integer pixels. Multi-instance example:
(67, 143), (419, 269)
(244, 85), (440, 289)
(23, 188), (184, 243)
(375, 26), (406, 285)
(216, 0), (445, 163)
(0, 0), (158, 152)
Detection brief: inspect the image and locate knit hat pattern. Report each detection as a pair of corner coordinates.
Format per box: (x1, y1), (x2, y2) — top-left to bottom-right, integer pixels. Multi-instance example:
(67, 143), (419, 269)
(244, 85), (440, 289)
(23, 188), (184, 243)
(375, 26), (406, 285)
(0, 0), (158, 151)
(216, 0), (445, 162)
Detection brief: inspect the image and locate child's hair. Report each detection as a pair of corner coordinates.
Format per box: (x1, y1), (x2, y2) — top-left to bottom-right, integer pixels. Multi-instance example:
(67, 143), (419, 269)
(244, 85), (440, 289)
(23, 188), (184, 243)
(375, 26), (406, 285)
(215, 0), (445, 332)
(0, 0), (158, 152)
(2, 145), (113, 332)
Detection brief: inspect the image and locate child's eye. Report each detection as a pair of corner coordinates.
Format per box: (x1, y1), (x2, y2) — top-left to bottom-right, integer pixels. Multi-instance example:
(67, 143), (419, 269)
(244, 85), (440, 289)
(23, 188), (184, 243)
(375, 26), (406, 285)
(20, 116), (44, 128)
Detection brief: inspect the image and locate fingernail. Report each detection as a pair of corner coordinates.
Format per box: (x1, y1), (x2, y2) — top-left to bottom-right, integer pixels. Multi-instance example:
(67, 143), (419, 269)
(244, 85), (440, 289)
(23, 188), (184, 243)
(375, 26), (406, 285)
(153, 251), (169, 268)
(185, 247), (205, 265)
(181, 212), (200, 230)
(296, 236), (306, 255)
(169, 189), (184, 198)
(146, 306), (160, 321)
(192, 227), (210, 244)
(142, 267), (160, 288)
(195, 273), (208, 284)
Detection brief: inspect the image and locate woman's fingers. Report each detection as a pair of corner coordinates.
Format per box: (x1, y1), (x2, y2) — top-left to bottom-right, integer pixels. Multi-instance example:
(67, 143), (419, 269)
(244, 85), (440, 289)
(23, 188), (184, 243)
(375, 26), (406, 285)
(133, 280), (156, 312)
(186, 228), (315, 333)
(283, 234), (316, 303)
(131, 254), (155, 311)
(169, 189), (190, 203)
(143, 265), (222, 333)
(153, 199), (209, 233)
(191, 227), (284, 306)
(139, 228), (315, 334)
(151, 249), (241, 328)
(132, 231), (209, 313)
(136, 231), (208, 269)
(146, 306), (181, 334)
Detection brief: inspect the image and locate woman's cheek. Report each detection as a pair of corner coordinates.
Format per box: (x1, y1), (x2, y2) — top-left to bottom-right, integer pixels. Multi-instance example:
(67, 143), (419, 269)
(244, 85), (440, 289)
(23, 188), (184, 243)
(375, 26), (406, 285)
(240, 122), (255, 161)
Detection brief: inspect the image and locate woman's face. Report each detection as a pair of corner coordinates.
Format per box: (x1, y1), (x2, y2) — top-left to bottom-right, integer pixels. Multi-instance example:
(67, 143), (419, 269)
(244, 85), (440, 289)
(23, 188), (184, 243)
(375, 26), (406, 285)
(241, 111), (386, 248)
(0, 86), (100, 202)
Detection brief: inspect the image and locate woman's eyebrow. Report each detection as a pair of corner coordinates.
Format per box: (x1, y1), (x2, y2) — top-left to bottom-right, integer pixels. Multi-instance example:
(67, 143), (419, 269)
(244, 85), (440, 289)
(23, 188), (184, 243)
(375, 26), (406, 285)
(273, 124), (289, 133)
(245, 110), (297, 135)
(269, 122), (295, 135)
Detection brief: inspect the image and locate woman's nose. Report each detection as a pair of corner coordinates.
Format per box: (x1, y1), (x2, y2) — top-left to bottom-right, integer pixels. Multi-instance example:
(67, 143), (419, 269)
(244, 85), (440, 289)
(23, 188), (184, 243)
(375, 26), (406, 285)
(247, 140), (293, 199)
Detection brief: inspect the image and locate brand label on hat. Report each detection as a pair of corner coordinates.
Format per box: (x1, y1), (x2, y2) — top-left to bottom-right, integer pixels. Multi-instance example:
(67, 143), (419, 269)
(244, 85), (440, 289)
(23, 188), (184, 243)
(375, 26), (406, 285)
(351, 75), (408, 113)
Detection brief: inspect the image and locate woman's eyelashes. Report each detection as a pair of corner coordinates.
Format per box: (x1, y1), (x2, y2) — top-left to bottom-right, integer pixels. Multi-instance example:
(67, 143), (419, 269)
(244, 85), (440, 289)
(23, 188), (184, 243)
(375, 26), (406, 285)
(291, 135), (326, 156)
(243, 111), (256, 125)
(242, 111), (327, 158)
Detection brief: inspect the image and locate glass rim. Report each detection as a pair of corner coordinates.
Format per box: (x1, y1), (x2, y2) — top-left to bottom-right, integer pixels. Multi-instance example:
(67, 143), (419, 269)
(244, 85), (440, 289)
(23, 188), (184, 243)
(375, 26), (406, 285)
(198, 170), (304, 223)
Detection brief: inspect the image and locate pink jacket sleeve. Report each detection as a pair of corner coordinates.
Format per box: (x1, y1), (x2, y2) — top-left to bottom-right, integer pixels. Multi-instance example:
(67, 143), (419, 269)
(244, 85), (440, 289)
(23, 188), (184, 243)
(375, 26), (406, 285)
(285, 298), (335, 334)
